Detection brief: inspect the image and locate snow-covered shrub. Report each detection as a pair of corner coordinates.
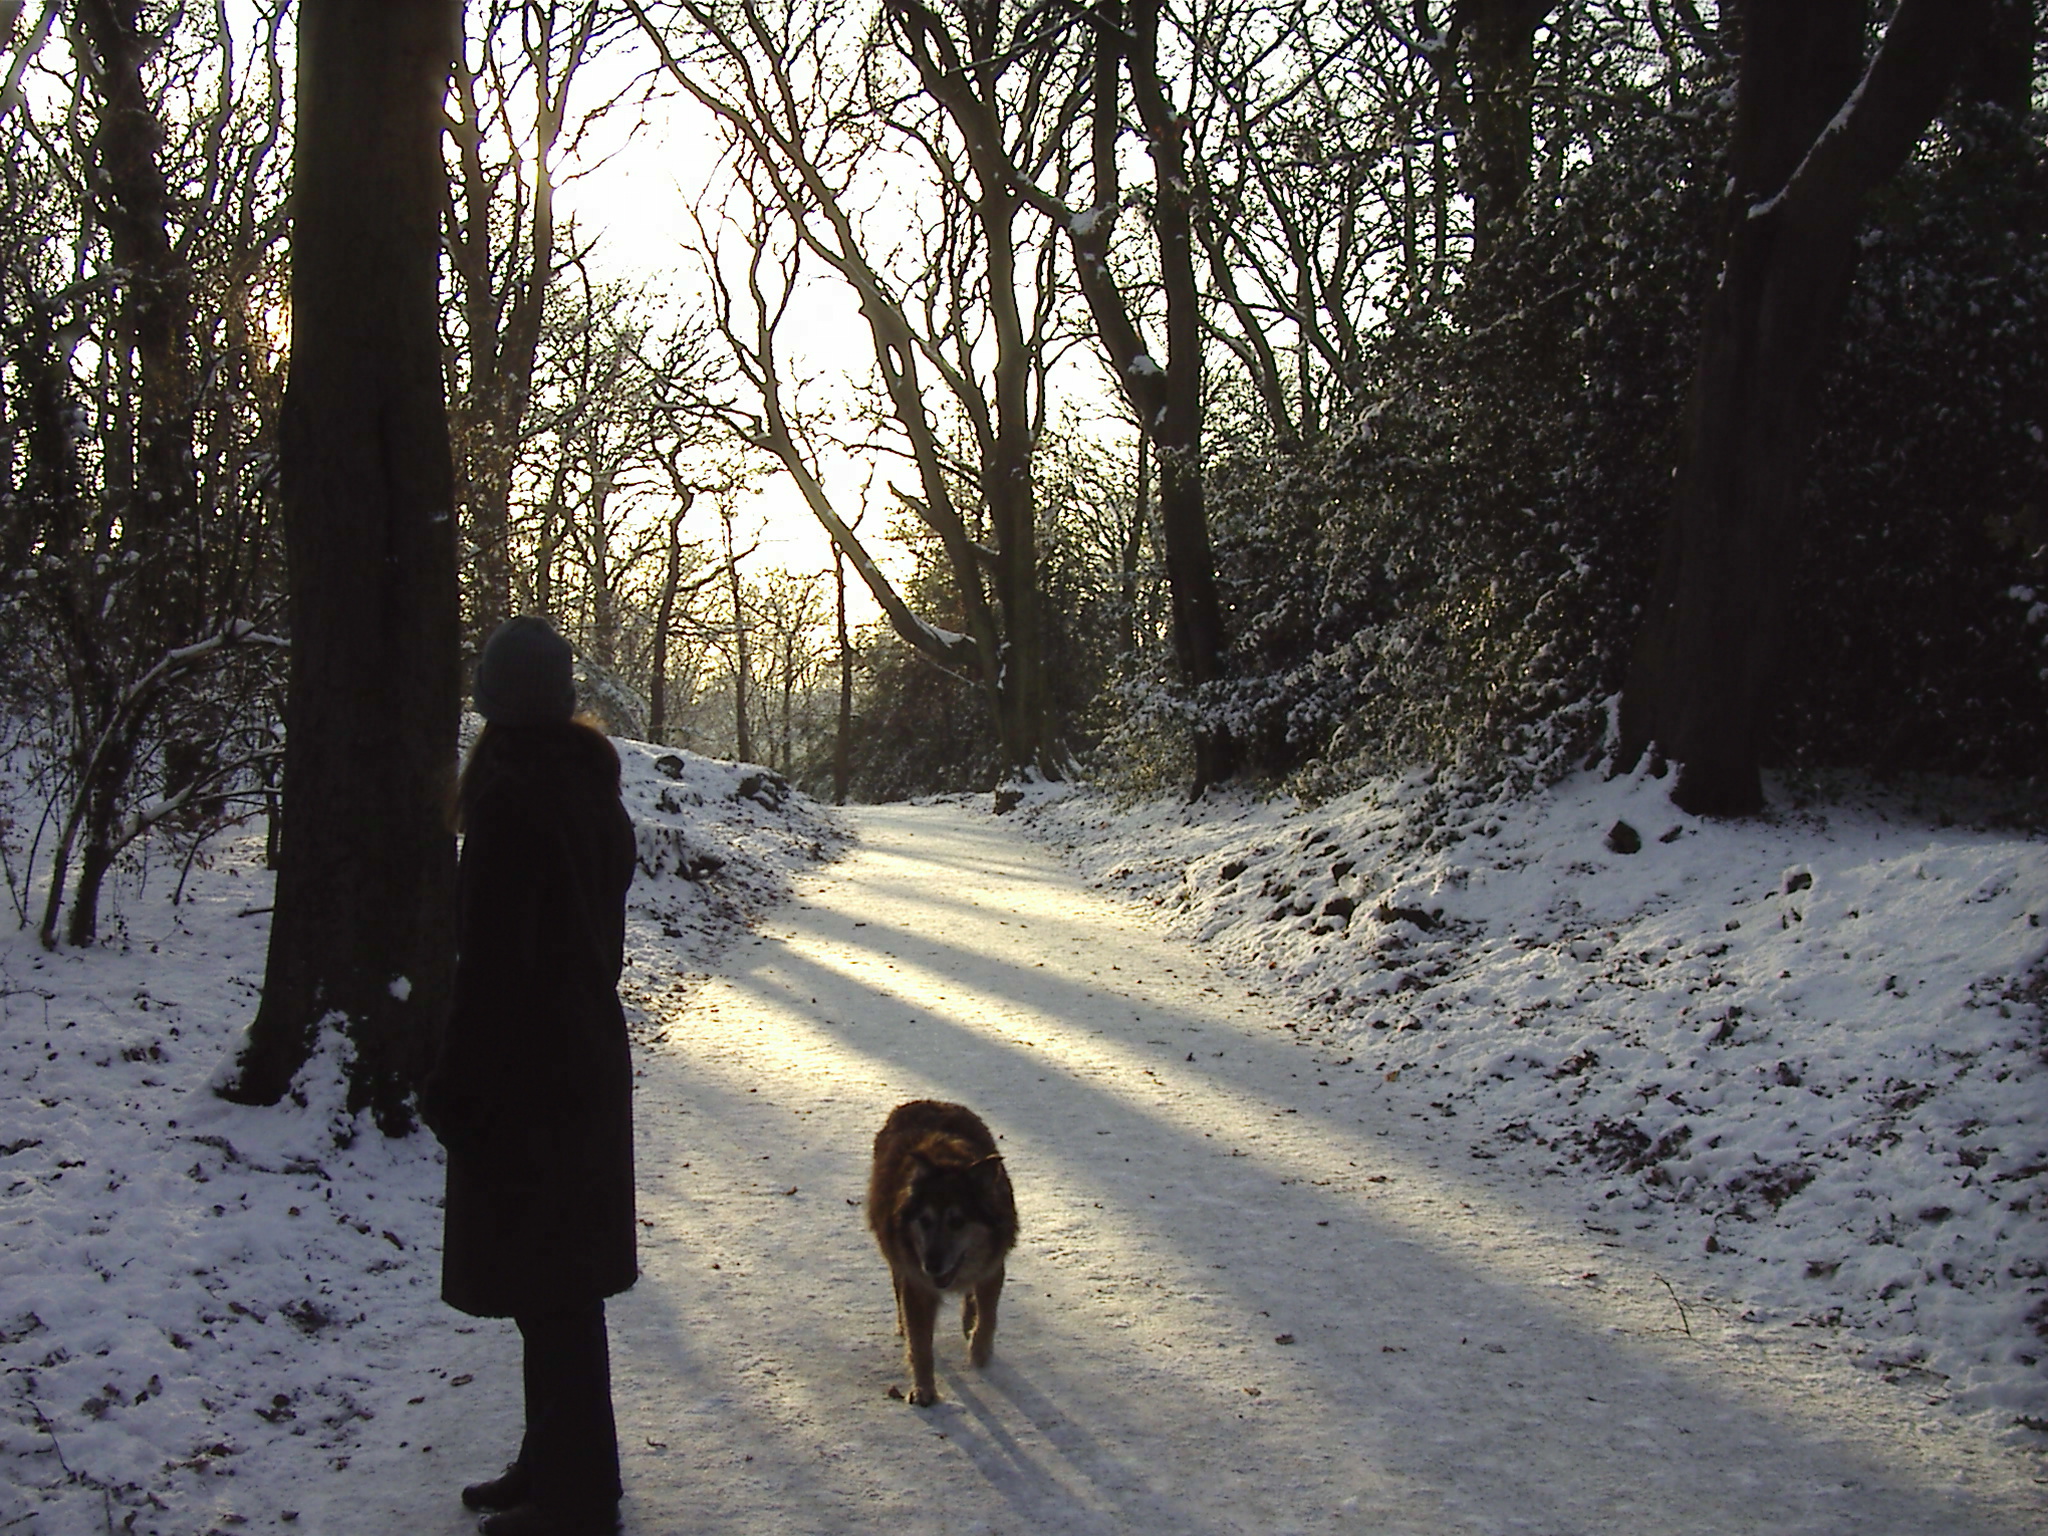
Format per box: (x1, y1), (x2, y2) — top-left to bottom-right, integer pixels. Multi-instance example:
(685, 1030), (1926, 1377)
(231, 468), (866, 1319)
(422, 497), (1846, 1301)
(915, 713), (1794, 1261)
(1784, 105), (2048, 779)
(1197, 91), (2046, 801)
(1083, 674), (1197, 800)
(1205, 90), (1726, 796)
(833, 621), (1003, 801)
(823, 468), (1135, 800)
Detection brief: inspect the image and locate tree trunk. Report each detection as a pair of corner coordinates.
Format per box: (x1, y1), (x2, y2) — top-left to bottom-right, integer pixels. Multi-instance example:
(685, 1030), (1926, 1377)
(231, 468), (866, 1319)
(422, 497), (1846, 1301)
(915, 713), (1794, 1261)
(1961, 0), (2034, 113)
(780, 633), (795, 775)
(722, 508), (752, 763)
(1124, 0), (1231, 793)
(444, 4), (595, 647)
(42, 0), (201, 947)
(647, 496), (692, 745)
(444, 47), (515, 641)
(527, 461), (572, 617)
(981, 181), (1055, 780)
(223, 0), (462, 1132)
(1052, 1), (1230, 790)
(1620, 0), (1987, 815)
(1456, 0), (1550, 273)
(586, 468), (618, 670)
(62, 729), (133, 948)
(1120, 432), (1149, 661)
(833, 543), (852, 805)
(1412, 1), (1551, 276)
(76, 0), (197, 581)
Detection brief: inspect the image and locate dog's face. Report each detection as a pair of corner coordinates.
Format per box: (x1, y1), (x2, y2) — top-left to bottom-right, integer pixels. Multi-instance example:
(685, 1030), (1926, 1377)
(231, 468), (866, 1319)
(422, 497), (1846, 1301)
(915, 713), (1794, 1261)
(902, 1156), (1006, 1290)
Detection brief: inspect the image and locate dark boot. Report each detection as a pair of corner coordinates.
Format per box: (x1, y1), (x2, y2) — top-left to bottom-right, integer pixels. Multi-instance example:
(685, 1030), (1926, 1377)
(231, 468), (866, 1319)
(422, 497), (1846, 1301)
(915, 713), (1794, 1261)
(478, 1502), (621, 1536)
(461, 1462), (531, 1512)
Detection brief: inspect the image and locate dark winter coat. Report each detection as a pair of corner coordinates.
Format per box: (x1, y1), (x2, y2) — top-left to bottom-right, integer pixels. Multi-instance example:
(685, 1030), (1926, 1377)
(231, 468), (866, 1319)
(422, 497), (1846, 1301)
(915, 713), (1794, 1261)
(422, 721), (639, 1318)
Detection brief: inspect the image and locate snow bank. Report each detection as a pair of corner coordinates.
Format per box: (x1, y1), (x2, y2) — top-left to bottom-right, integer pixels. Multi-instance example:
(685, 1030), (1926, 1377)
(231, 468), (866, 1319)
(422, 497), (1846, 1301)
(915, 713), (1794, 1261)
(1016, 765), (2048, 1440)
(0, 741), (836, 1534)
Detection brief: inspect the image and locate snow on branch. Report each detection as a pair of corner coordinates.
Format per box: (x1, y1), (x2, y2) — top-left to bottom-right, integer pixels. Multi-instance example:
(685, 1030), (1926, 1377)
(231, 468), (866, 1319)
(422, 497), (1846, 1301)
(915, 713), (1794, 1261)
(1746, 0), (1984, 228)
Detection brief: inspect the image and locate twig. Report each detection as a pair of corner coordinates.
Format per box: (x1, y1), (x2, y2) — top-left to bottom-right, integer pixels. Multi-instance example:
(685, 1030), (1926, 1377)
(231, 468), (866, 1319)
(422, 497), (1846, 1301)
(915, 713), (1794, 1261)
(1654, 1273), (1693, 1338)
(17, 1382), (119, 1530)
(17, 1382), (77, 1480)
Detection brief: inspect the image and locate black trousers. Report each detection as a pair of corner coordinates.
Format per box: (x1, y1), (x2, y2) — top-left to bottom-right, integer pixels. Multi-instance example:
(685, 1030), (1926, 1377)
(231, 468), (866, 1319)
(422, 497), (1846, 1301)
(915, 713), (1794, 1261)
(515, 1301), (621, 1516)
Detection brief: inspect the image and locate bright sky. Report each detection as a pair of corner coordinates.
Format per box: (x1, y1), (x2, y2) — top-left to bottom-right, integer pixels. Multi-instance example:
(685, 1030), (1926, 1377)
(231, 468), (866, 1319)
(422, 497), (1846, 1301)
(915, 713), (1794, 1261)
(550, 40), (900, 619)
(205, 2), (1129, 630)
(543, 15), (1141, 632)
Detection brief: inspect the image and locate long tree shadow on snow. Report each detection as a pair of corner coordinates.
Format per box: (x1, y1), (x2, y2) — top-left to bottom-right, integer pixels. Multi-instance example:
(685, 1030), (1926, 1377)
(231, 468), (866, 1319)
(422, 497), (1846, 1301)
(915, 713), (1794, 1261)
(614, 1030), (1277, 1536)
(670, 891), (2036, 1536)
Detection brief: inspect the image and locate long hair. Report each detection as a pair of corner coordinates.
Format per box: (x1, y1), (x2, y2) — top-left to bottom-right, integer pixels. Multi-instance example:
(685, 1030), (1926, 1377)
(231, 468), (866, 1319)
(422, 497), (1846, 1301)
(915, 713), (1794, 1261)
(453, 714), (619, 833)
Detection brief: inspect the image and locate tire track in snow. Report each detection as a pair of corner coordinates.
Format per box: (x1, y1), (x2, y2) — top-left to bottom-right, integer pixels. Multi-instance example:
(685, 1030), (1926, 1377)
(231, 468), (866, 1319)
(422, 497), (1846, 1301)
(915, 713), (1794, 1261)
(607, 803), (2044, 1535)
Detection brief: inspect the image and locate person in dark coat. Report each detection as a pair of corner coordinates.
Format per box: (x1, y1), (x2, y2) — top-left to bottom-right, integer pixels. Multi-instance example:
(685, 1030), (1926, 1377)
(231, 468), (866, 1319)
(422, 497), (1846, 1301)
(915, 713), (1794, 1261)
(421, 615), (639, 1536)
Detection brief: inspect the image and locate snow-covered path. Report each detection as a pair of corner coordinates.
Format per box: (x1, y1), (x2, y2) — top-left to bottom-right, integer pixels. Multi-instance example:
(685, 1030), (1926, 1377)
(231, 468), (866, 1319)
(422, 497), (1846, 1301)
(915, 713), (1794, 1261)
(481, 803), (2036, 1534)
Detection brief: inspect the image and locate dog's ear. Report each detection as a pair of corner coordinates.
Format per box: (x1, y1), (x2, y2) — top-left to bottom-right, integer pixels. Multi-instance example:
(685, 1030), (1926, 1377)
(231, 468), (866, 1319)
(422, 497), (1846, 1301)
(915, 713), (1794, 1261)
(972, 1153), (1005, 1184)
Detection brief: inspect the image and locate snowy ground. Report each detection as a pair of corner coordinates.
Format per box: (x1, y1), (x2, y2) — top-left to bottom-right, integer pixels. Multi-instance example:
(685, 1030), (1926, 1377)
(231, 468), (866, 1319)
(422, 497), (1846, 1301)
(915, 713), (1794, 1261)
(2, 748), (2044, 1534)
(0, 742), (834, 1535)
(1013, 765), (2048, 1449)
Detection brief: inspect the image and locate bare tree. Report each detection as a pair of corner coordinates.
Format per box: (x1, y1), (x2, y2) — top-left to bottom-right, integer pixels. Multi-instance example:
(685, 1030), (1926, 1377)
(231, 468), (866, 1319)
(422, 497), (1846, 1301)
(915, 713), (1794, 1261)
(754, 567), (830, 774)
(638, 314), (744, 743)
(517, 277), (661, 668)
(1189, 1), (1446, 439)
(962, 0), (1233, 789)
(1187, 0), (1743, 442)
(224, 0), (463, 1128)
(645, 489), (697, 743)
(715, 497), (756, 762)
(4, 0), (292, 948)
(444, 0), (632, 643)
(631, 0), (1074, 779)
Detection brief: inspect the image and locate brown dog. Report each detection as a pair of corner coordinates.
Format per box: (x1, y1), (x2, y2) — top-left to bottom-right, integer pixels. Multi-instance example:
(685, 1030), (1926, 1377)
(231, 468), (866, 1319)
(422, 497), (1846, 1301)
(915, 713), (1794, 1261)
(867, 1100), (1017, 1405)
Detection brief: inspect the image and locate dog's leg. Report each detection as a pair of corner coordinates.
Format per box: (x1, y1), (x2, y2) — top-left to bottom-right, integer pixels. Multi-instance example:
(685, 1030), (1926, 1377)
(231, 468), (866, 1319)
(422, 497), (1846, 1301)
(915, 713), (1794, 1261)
(899, 1281), (941, 1405)
(968, 1266), (1003, 1368)
(892, 1271), (906, 1337)
(961, 1289), (977, 1341)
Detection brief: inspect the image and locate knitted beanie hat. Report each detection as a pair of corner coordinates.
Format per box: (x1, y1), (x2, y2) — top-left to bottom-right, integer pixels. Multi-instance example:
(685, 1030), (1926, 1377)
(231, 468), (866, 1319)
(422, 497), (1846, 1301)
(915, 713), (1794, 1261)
(473, 615), (576, 725)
